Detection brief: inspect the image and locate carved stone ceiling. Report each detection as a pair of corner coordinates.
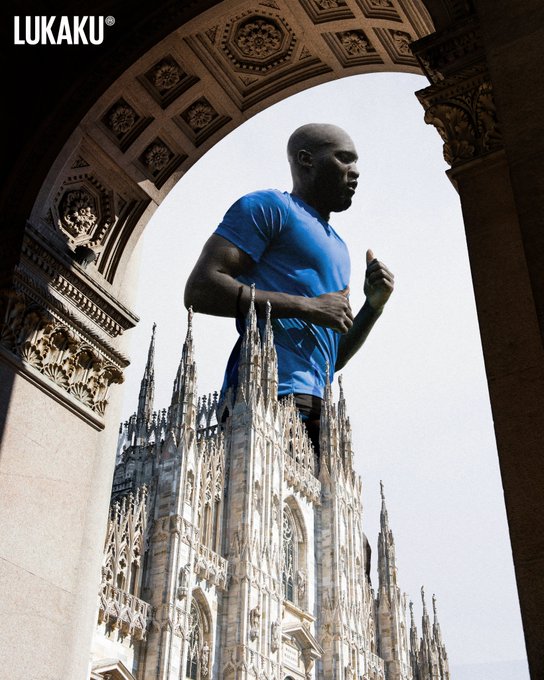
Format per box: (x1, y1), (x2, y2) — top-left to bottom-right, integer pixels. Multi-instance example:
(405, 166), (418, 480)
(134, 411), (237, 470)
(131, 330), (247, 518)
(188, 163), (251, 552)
(35, 0), (433, 284)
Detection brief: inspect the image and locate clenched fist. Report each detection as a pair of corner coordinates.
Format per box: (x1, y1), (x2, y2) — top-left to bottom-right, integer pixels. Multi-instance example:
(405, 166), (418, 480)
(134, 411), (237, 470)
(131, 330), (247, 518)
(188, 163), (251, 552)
(364, 249), (394, 312)
(306, 286), (354, 333)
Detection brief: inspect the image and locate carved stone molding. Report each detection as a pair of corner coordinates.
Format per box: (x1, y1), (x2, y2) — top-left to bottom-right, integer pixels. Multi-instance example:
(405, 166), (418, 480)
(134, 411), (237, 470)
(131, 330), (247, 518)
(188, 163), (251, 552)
(194, 542), (228, 590)
(22, 226), (138, 338)
(412, 17), (502, 168)
(97, 582), (151, 640)
(0, 287), (126, 418)
(0, 236), (131, 425)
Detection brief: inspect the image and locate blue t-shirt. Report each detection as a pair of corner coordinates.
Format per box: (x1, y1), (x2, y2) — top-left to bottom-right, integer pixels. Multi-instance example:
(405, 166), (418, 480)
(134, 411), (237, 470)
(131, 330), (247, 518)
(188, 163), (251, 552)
(215, 189), (351, 398)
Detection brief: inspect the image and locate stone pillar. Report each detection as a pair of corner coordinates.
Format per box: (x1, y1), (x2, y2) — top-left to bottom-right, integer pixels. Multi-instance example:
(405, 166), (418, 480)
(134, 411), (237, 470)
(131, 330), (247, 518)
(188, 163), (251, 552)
(412, 15), (543, 678)
(0, 223), (139, 679)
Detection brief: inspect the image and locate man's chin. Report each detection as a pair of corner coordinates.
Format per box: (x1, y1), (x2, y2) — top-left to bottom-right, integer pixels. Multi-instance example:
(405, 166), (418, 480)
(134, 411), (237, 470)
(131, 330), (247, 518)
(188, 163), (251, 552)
(331, 197), (353, 213)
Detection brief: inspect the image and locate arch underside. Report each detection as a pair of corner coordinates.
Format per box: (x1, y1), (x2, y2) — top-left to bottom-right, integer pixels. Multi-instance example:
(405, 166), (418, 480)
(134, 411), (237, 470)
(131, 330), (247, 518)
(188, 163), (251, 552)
(34, 0), (433, 289)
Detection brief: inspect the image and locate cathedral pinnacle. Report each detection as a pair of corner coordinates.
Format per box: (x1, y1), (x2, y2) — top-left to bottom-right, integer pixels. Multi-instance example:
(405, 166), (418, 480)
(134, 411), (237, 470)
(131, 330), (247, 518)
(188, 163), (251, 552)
(421, 585), (433, 642)
(168, 308), (197, 435)
(137, 322), (156, 424)
(261, 299), (278, 404)
(236, 283), (262, 402)
(377, 481), (397, 593)
(379, 481), (390, 531)
(432, 593), (445, 646)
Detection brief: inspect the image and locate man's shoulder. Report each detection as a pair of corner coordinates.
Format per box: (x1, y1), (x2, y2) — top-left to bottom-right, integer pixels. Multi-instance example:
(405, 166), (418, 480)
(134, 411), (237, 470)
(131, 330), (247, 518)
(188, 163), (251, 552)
(237, 189), (289, 207)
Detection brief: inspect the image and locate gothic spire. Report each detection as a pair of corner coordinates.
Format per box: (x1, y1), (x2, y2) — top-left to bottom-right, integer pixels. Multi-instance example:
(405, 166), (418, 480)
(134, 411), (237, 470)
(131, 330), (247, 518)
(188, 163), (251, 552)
(377, 481), (397, 591)
(410, 600), (419, 648)
(261, 300), (278, 404)
(319, 360), (338, 463)
(432, 593), (450, 678)
(409, 600), (420, 680)
(137, 322), (156, 424)
(432, 593), (444, 647)
(336, 375), (353, 471)
(421, 586), (432, 644)
(168, 308), (197, 435)
(237, 284), (261, 402)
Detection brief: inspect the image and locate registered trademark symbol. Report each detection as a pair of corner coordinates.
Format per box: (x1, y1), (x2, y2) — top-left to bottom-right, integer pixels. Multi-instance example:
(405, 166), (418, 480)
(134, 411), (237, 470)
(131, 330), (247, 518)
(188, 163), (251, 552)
(105, 16), (115, 26)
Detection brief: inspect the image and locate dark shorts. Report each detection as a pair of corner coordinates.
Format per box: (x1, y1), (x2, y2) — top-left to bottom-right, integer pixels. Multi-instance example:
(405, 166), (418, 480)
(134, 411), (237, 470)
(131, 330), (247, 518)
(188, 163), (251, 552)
(288, 393), (323, 423)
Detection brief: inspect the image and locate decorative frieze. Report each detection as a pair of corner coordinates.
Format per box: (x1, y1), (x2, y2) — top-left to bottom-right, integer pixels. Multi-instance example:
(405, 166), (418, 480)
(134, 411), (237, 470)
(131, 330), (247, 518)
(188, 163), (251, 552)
(21, 227), (138, 338)
(98, 582), (151, 639)
(412, 17), (502, 167)
(0, 284), (127, 419)
(194, 542), (229, 590)
(284, 455), (321, 504)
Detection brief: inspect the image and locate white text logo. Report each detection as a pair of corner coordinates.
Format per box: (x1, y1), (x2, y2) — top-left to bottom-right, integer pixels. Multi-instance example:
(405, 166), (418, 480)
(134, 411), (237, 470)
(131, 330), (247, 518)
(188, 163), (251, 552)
(14, 16), (115, 45)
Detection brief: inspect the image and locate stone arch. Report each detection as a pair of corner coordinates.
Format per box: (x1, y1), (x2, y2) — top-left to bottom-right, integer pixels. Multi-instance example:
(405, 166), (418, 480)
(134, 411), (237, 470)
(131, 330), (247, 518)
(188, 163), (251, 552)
(27, 0), (434, 294)
(283, 496), (308, 608)
(1, 2), (544, 679)
(186, 588), (214, 680)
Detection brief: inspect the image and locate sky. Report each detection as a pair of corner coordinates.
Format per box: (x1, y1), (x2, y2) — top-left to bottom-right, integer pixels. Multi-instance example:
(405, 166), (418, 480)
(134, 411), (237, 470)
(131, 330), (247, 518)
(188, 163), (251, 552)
(120, 72), (529, 679)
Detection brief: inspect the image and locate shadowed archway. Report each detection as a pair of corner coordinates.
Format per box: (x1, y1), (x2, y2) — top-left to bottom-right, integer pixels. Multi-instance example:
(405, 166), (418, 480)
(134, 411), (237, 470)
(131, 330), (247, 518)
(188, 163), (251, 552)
(1, 1), (544, 679)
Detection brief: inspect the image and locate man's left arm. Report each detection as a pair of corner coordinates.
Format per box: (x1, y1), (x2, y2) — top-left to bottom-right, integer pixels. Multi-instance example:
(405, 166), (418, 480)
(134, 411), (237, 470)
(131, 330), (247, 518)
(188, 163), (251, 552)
(335, 249), (394, 371)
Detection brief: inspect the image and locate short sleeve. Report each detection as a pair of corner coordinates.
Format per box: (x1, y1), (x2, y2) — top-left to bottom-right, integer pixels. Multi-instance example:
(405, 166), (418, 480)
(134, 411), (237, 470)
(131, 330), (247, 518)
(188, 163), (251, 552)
(214, 190), (288, 263)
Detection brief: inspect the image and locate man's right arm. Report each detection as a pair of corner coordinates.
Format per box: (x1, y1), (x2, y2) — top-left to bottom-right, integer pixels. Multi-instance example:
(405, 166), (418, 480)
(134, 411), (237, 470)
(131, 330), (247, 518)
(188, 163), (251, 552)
(184, 234), (354, 334)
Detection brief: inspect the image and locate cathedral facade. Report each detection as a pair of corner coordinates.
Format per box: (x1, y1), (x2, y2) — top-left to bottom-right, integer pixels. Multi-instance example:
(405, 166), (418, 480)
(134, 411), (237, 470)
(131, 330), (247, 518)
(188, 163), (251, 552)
(90, 303), (449, 680)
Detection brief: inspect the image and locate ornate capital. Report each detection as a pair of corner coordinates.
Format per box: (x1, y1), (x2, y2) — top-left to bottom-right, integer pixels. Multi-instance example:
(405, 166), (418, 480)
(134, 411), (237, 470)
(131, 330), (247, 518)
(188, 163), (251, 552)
(411, 17), (502, 168)
(0, 226), (134, 427)
(0, 287), (126, 423)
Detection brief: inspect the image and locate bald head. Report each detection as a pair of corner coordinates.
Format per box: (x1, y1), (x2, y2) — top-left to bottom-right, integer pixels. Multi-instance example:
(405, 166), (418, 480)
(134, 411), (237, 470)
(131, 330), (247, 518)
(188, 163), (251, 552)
(287, 123), (354, 169)
(286, 123), (359, 219)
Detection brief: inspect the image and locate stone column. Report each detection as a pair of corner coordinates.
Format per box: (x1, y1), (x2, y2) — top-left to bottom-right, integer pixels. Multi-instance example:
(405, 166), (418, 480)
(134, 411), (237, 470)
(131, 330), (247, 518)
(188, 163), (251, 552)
(412, 15), (543, 678)
(0, 221), (139, 679)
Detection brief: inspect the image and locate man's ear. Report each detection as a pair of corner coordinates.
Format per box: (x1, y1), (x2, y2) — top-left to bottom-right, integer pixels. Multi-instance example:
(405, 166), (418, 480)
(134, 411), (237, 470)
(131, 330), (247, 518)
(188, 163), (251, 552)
(297, 149), (313, 168)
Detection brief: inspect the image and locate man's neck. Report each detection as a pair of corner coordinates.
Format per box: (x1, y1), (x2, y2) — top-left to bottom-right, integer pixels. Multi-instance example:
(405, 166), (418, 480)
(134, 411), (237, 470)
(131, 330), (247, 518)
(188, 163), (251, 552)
(290, 187), (330, 222)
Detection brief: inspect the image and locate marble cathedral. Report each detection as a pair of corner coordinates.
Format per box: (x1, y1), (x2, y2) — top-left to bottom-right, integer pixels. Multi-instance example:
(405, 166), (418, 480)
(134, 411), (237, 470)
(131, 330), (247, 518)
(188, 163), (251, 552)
(90, 301), (450, 680)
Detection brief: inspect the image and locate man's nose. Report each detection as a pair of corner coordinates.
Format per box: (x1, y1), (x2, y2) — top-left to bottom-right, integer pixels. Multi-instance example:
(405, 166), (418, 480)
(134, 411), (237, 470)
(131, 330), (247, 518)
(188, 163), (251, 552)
(348, 163), (359, 178)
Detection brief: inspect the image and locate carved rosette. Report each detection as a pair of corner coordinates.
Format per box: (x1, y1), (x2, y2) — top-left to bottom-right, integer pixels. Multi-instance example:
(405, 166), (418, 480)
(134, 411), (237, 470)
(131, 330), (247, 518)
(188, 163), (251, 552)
(53, 175), (113, 246)
(0, 288), (126, 419)
(412, 18), (503, 168)
(140, 56), (199, 108)
(59, 188), (98, 238)
(184, 99), (217, 131)
(221, 12), (296, 73)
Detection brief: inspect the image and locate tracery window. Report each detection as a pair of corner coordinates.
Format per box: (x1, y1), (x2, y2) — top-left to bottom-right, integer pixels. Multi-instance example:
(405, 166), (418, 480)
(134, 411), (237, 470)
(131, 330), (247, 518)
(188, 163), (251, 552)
(186, 600), (202, 679)
(282, 510), (295, 603)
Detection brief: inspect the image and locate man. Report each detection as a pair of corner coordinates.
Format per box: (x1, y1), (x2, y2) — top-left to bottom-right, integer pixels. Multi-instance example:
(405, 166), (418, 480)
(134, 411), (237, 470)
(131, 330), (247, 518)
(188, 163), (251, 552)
(184, 123), (394, 447)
